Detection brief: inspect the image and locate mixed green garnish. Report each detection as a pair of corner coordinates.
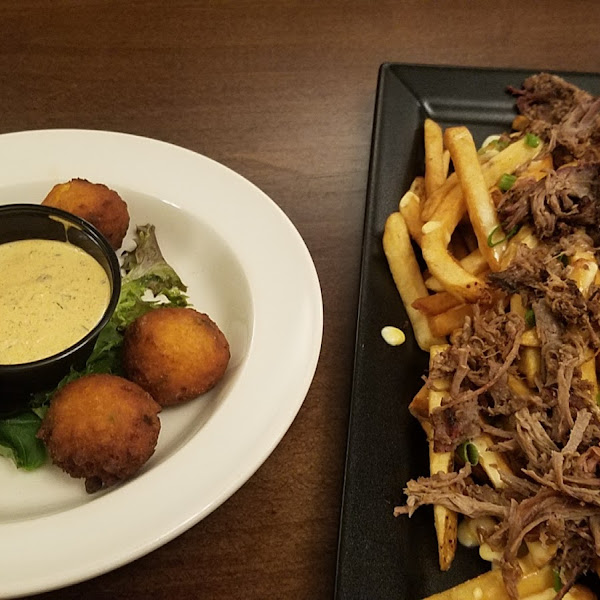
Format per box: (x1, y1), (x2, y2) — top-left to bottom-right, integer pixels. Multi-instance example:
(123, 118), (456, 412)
(3, 225), (189, 470)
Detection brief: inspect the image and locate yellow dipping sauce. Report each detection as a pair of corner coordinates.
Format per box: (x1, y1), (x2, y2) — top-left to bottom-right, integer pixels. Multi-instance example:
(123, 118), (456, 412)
(0, 239), (111, 365)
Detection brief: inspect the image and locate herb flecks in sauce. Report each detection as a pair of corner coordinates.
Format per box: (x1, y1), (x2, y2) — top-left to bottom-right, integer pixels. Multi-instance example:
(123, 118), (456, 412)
(0, 239), (110, 365)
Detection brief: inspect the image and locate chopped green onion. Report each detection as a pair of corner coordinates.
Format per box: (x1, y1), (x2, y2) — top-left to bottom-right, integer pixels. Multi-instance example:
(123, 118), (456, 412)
(457, 441), (479, 466)
(552, 569), (562, 592)
(525, 133), (541, 148)
(507, 225), (520, 240)
(487, 225), (520, 248)
(487, 226), (503, 247)
(524, 308), (536, 328)
(498, 173), (517, 191)
(558, 253), (569, 266)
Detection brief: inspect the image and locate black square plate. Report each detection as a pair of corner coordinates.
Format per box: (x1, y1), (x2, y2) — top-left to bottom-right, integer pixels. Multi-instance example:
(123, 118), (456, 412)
(335, 64), (600, 599)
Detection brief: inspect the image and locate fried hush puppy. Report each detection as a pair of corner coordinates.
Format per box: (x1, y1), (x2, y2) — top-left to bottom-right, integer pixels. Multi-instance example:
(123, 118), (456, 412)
(123, 307), (230, 407)
(42, 178), (130, 249)
(37, 374), (161, 493)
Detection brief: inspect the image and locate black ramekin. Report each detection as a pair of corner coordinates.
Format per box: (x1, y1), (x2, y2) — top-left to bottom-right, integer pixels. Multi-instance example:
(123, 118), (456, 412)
(0, 204), (122, 413)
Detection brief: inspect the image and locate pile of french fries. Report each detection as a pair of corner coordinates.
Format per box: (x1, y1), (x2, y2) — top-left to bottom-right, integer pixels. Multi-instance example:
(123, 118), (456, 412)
(385, 119), (598, 599)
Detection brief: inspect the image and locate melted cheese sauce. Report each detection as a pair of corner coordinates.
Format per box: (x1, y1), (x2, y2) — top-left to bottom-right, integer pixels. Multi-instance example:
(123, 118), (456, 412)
(0, 239), (111, 365)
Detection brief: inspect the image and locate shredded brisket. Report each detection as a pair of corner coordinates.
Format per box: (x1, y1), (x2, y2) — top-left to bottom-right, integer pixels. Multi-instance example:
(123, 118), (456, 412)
(497, 162), (600, 240)
(510, 73), (600, 164)
(509, 73), (591, 126)
(396, 74), (600, 600)
(489, 242), (600, 349)
(400, 278), (600, 597)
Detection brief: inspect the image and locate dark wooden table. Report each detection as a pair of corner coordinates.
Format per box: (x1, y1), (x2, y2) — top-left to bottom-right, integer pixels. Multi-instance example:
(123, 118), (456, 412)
(2, 2), (599, 598)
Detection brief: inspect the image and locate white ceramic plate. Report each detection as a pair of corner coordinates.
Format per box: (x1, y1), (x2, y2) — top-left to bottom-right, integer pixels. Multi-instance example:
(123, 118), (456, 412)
(0, 129), (323, 598)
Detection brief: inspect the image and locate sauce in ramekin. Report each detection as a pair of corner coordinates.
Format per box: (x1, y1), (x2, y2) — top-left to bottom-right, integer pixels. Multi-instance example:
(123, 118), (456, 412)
(0, 239), (110, 365)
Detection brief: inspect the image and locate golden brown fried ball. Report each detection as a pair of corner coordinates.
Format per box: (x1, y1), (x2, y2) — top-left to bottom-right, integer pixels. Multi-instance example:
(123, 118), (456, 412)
(37, 374), (161, 493)
(42, 178), (130, 249)
(123, 307), (230, 407)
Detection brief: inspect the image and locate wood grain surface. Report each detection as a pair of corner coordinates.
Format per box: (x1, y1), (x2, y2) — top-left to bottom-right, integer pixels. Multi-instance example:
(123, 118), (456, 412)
(1, 1), (599, 599)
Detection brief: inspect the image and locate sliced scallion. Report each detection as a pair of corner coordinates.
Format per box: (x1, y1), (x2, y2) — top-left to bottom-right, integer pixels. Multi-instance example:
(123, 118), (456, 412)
(498, 173), (517, 191)
(525, 133), (541, 148)
(457, 441), (479, 466)
(525, 308), (536, 329)
(487, 225), (519, 248)
(487, 226), (503, 247)
(552, 569), (562, 592)
(507, 225), (520, 240)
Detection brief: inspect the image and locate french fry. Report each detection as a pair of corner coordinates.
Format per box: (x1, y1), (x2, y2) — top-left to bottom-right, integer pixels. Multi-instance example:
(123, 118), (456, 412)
(499, 225), (538, 269)
(399, 190), (423, 244)
(383, 212), (446, 350)
(422, 137), (543, 222)
(444, 126), (507, 271)
(420, 138), (543, 300)
(510, 293), (526, 319)
(521, 329), (541, 347)
(527, 586), (598, 600)
(422, 565), (554, 600)
(421, 221), (487, 302)
(569, 250), (598, 297)
(424, 249), (488, 292)
(425, 119), (446, 197)
(429, 304), (474, 337)
(410, 175), (426, 201)
(581, 348), (598, 402)
(428, 345), (457, 572)
(459, 249), (488, 275)
(520, 347), (542, 388)
(421, 173), (460, 224)
(442, 149), (451, 179)
(409, 383), (430, 424)
(520, 154), (553, 181)
(470, 434), (513, 489)
(499, 224), (538, 269)
(433, 504), (457, 573)
(424, 183), (465, 233)
(525, 540), (557, 568)
(412, 291), (462, 316)
(425, 278), (445, 293)
(527, 590), (571, 600)
(508, 374), (534, 399)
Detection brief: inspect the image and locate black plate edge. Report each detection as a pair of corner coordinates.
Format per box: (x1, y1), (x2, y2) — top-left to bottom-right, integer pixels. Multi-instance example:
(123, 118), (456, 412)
(333, 61), (387, 594)
(334, 62), (431, 600)
(333, 59), (387, 592)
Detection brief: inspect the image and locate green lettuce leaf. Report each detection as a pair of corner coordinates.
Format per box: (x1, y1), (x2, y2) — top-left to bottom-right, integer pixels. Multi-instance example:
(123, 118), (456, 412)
(0, 412), (47, 470)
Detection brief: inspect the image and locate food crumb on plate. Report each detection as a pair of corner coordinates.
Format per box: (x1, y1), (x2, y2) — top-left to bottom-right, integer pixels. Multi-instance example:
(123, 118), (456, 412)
(381, 326), (405, 346)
